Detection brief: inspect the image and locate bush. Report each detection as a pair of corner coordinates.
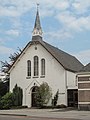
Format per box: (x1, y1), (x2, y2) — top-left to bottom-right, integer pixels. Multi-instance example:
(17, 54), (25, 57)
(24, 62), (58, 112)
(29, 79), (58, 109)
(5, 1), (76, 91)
(35, 82), (52, 107)
(0, 92), (13, 109)
(0, 84), (23, 110)
(12, 84), (23, 106)
(56, 104), (67, 108)
(11, 105), (28, 109)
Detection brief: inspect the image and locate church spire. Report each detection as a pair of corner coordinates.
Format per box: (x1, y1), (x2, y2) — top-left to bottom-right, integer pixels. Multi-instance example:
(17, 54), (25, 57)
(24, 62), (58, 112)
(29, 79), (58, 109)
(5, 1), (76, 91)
(32, 4), (43, 41)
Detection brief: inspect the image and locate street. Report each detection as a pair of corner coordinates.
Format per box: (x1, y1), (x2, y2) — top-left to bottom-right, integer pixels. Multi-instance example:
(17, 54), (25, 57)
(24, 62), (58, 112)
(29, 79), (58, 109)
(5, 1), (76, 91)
(0, 115), (81, 120)
(0, 108), (90, 120)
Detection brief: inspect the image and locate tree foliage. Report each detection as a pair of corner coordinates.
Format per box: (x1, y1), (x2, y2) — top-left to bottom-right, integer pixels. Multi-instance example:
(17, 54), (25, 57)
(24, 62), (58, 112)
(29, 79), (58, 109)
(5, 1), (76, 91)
(35, 82), (52, 107)
(0, 92), (13, 109)
(0, 84), (23, 109)
(0, 80), (9, 97)
(1, 47), (22, 73)
(12, 84), (23, 106)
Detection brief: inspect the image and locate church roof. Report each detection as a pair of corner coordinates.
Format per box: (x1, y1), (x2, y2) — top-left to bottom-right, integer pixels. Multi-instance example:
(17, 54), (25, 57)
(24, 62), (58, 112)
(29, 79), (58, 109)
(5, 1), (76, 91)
(41, 40), (83, 72)
(79, 63), (90, 72)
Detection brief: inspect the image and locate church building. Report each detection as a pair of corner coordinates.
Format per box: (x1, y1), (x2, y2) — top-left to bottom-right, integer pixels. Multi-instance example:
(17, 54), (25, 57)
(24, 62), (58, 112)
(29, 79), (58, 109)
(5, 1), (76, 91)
(8, 7), (83, 107)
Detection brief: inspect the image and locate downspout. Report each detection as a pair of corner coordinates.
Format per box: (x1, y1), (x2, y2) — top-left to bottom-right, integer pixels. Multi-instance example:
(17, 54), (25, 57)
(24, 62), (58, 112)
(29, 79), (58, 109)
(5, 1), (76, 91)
(24, 88), (27, 105)
(65, 70), (68, 106)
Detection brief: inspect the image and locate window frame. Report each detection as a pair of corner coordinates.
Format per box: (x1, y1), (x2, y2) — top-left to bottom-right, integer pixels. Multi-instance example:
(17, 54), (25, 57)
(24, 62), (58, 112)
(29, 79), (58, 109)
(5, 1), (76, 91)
(41, 58), (45, 76)
(34, 56), (39, 77)
(27, 60), (31, 77)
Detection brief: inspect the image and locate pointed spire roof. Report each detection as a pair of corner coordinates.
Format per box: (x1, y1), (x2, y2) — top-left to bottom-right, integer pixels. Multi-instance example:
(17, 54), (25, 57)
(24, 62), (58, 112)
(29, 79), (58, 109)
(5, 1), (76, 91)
(32, 4), (43, 41)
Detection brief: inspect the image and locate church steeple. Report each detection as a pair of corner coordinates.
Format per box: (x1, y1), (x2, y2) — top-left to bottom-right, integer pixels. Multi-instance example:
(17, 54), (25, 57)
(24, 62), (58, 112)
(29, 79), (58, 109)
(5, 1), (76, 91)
(32, 4), (43, 41)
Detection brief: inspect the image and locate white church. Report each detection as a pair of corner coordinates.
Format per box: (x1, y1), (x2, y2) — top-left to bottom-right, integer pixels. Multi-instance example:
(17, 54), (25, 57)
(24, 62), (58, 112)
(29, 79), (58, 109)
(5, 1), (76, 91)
(8, 7), (83, 107)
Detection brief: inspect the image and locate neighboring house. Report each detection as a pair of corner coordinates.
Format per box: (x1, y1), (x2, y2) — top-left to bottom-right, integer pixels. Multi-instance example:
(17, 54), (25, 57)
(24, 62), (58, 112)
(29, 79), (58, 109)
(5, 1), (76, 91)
(8, 8), (83, 107)
(78, 63), (90, 110)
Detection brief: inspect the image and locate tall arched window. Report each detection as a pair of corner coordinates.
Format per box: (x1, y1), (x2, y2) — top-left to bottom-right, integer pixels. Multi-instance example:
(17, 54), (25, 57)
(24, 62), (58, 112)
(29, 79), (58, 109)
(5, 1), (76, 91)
(34, 56), (39, 76)
(41, 59), (45, 76)
(27, 60), (31, 77)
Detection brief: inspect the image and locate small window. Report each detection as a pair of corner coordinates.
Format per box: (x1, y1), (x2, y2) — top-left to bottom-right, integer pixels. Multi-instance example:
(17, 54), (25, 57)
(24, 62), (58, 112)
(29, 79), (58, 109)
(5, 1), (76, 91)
(41, 59), (45, 76)
(27, 60), (31, 77)
(34, 56), (39, 76)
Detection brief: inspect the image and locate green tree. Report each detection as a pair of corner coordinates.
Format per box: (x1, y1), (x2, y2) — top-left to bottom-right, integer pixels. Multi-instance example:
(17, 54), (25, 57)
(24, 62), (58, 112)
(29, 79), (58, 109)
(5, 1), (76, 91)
(0, 80), (9, 97)
(1, 47), (22, 73)
(12, 84), (23, 106)
(0, 92), (13, 109)
(35, 82), (52, 107)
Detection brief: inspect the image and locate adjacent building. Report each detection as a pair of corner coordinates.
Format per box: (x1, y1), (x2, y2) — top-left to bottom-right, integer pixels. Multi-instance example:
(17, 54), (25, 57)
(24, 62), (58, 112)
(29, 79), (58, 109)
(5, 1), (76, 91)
(78, 63), (90, 110)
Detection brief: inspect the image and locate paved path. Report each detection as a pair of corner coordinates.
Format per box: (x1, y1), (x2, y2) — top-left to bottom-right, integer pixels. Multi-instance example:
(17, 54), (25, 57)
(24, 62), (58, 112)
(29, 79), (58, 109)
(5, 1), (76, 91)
(0, 108), (90, 120)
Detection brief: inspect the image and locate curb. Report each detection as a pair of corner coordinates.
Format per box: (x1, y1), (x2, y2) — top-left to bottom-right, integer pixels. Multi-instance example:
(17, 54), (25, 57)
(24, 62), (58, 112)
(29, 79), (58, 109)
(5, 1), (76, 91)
(0, 113), (27, 117)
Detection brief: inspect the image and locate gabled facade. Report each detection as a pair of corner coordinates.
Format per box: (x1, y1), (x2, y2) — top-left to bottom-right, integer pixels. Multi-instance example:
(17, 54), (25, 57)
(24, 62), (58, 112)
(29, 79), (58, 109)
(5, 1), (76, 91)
(9, 7), (83, 107)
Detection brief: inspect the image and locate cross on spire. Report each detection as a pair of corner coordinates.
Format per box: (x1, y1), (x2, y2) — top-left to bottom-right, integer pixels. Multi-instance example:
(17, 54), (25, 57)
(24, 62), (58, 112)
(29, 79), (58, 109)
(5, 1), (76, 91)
(37, 3), (39, 10)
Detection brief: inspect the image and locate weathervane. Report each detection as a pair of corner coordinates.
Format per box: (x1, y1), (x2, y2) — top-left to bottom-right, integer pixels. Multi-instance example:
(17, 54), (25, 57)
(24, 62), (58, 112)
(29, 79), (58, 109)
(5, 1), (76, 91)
(37, 3), (39, 10)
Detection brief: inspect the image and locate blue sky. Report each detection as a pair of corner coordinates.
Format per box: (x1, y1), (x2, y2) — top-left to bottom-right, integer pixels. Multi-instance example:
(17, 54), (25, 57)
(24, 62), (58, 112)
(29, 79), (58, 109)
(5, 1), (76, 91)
(0, 0), (90, 69)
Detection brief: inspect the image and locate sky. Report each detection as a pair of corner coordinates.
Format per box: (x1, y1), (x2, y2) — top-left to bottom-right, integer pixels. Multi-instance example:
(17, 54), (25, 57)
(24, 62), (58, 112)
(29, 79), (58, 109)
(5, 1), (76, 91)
(0, 0), (90, 70)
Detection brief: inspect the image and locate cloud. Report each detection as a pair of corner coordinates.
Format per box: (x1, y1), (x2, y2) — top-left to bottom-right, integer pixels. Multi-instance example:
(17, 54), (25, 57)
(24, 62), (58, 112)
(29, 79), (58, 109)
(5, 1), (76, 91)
(75, 49), (90, 65)
(0, 39), (5, 45)
(45, 30), (72, 42)
(0, 0), (34, 17)
(0, 45), (14, 55)
(6, 29), (20, 37)
(40, 0), (69, 10)
(56, 11), (90, 32)
(72, 0), (90, 14)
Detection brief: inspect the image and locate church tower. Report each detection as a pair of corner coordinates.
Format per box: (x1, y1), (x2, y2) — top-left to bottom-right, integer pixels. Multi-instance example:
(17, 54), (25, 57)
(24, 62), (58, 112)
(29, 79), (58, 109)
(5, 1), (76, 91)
(32, 4), (43, 41)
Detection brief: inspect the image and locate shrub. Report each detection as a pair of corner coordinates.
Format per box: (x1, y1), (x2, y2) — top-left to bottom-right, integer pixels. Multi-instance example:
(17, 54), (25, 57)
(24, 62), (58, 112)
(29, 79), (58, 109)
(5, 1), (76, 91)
(0, 84), (23, 109)
(0, 92), (13, 109)
(56, 104), (67, 108)
(11, 105), (28, 109)
(35, 82), (52, 107)
(12, 84), (23, 106)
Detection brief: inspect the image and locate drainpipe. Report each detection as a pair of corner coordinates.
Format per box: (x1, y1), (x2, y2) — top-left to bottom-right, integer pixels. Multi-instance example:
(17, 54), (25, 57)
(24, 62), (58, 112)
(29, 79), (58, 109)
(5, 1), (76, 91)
(65, 70), (67, 106)
(24, 88), (27, 105)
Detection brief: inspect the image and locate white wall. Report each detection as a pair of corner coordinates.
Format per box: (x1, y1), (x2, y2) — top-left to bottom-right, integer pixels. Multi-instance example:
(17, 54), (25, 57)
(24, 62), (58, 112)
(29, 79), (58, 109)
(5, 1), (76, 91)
(67, 71), (77, 89)
(10, 43), (75, 107)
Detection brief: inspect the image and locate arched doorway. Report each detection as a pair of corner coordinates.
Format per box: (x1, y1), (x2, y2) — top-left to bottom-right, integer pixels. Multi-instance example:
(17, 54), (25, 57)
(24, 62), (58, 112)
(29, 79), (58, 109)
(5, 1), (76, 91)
(31, 86), (39, 107)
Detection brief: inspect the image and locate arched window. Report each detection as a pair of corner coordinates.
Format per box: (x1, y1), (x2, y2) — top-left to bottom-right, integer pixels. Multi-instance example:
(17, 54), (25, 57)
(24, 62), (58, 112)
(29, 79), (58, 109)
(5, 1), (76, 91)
(41, 59), (45, 76)
(34, 56), (39, 76)
(27, 60), (31, 77)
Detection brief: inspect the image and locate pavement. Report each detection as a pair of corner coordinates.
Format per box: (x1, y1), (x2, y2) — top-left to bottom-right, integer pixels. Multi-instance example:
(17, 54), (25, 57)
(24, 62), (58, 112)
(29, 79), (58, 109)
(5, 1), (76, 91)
(0, 108), (90, 120)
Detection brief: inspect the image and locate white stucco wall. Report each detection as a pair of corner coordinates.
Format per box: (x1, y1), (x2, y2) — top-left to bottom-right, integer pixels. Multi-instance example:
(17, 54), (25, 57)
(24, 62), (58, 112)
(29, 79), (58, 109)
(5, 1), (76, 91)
(67, 71), (77, 89)
(10, 43), (76, 107)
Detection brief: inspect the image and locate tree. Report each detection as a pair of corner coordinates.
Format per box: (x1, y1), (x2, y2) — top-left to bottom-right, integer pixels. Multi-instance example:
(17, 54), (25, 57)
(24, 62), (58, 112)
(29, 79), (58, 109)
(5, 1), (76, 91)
(0, 92), (13, 109)
(35, 82), (52, 107)
(1, 47), (22, 73)
(0, 80), (9, 97)
(12, 84), (23, 106)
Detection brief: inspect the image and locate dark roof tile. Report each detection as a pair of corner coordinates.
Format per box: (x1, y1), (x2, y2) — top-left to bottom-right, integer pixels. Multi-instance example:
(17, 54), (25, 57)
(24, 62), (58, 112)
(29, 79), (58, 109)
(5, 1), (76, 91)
(80, 63), (90, 72)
